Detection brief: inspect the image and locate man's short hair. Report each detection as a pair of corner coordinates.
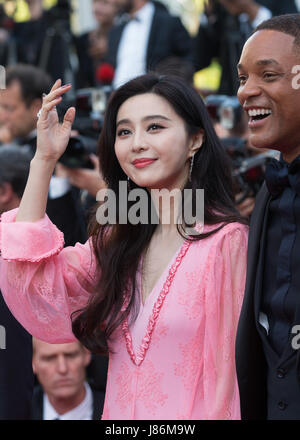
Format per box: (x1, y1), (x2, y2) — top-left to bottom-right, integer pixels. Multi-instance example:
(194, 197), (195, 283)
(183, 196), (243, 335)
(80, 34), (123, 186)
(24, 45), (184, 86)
(255, 14), (300, 50)
(6, 64), (52, 107)
(0, 145), (32, 198)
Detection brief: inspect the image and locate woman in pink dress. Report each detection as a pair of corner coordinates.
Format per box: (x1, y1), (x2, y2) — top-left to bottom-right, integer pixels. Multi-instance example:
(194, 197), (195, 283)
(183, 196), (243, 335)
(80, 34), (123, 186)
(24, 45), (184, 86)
(0, 74), (248, 419)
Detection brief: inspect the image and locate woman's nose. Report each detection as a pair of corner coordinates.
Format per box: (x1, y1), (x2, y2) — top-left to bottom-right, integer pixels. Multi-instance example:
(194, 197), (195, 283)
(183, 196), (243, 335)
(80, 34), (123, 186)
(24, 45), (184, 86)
(131, 131), (148, 152)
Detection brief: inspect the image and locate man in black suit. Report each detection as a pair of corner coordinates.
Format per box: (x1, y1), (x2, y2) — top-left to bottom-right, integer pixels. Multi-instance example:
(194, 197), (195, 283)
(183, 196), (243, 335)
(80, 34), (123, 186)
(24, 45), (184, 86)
(31, 339), (105, 420)
(107, 0), (193, 88)
(235, 14), (300, 419)
(0, 146), (34, 419)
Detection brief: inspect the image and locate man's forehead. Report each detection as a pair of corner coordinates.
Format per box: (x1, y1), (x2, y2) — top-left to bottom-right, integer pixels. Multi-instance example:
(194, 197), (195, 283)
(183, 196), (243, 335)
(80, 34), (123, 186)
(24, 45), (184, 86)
(36, 341), (81, 356)
(1, 80), (23, 101)
(238, 30), (297, 68)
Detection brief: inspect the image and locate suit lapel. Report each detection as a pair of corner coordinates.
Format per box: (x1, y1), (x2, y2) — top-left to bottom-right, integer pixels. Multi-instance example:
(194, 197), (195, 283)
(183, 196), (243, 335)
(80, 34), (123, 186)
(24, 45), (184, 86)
(252, 187), (271, 324)
(246, 185), (278, 354)
(245, 183), (270, 315)
(108, 22), (127, 67)
(146, 8), (159, 69)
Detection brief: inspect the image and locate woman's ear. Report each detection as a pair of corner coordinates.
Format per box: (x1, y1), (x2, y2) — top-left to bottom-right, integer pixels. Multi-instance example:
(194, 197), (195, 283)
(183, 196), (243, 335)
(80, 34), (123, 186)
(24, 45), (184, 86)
(189, 130), (204, 157)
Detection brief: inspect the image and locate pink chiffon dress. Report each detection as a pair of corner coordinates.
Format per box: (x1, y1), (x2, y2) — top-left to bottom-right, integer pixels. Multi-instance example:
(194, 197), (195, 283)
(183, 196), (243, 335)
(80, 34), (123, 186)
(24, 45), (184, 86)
(0, 208), (248, 420)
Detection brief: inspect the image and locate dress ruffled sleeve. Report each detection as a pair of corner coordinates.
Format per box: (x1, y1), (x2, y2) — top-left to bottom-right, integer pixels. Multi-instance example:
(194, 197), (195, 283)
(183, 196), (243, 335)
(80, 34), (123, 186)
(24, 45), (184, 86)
(202, 223), (248, 420)
(0, 208), (98, 343)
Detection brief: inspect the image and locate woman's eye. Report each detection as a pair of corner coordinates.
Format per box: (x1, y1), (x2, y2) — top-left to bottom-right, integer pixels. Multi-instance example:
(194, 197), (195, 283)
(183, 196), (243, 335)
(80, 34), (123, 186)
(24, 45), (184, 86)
(117, 128), (130, 136)
(148, 123), (164, 131)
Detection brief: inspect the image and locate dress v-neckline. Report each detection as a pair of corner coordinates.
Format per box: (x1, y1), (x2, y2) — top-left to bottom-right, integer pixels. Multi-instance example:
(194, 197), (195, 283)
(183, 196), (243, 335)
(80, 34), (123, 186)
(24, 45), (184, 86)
(122, 239), (191, 366)
(140, 235), (189, 306)
(140, 242), (182, 307)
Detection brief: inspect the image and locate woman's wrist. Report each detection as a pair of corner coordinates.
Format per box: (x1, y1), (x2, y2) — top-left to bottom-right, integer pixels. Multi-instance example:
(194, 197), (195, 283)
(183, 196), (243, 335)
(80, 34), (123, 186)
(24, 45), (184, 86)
(31, 154), (58, 174)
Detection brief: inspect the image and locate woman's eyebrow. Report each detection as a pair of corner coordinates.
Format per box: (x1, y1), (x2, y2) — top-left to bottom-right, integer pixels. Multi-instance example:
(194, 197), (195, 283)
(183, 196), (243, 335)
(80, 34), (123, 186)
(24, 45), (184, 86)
(116, 115), (171, 128)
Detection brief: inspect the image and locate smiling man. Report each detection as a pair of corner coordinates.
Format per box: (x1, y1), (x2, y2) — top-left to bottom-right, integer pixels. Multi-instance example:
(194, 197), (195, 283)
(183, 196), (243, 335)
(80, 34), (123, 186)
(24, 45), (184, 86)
(235, 14), (300, 420)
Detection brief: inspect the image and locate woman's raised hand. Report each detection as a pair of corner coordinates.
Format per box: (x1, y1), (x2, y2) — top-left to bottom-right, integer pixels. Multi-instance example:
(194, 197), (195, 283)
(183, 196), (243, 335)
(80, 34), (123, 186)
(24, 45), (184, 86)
(36, 79), (76, 163)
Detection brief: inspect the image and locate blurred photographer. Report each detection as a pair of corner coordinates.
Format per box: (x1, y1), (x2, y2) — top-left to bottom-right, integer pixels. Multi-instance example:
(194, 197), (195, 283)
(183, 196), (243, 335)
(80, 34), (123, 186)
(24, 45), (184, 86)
(12, 0), (73, 82)
(193, 0), (273, 95)
(75, 0), (119, 88)
(206, 94), (277, 217)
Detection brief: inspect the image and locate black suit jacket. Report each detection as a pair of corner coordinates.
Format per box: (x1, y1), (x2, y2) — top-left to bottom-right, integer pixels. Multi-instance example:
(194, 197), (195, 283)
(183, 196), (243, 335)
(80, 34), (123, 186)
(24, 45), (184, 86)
(258, 0), (297, 15)
(31, 384), (105, 420)
(107, 2), (193, 74)
(235, 183), (300, 419)
(0, 292), (33, 420)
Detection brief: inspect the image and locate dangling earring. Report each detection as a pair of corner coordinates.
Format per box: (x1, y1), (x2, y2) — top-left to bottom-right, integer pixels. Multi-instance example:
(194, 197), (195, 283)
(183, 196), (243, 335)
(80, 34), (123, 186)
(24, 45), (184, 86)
(127, 175), (131, 191)
(189, 155), (194, 182)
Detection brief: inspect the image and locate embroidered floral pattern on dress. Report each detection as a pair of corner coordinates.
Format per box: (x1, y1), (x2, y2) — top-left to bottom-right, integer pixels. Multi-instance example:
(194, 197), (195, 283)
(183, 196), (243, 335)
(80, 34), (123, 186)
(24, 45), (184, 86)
(178, 270), (204, 320)
(221, 333), (234, 362)
(6, 262), (26, 291)
(115, 361), (134, 414)
(115, 360), (168, 416)
(122, 241), (191, 366)
(174, 329), (204, 391)
(137, 360), (168, 415)
(150, 319), (169, 348)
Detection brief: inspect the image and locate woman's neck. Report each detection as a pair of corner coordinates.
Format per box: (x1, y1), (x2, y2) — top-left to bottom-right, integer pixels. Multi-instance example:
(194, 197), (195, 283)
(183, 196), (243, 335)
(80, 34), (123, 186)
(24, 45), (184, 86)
(150, 187), (182, 232)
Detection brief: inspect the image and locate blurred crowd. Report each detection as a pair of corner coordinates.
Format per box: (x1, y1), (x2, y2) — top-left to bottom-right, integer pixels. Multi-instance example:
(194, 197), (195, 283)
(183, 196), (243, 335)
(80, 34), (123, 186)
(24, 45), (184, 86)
(0, 0), (299, 420)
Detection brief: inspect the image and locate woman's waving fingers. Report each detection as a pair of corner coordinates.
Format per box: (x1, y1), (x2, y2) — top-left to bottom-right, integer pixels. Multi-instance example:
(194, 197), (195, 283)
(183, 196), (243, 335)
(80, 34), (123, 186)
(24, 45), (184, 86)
(38, 80), (72, 124)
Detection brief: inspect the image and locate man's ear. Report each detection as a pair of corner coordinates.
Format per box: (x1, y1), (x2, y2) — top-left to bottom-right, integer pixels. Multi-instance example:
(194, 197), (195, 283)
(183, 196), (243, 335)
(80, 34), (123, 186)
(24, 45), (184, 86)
(189, 130), (204, 158)
(30, 98), (42, 117)
(83, 348), (92, 367)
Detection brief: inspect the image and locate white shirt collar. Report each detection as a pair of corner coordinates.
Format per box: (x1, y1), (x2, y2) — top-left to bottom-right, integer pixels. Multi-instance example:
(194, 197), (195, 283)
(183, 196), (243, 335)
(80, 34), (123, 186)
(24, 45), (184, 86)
(112, 2), (155, 89)
(43, 382), (93, 420)
(134, 1), (155, 22)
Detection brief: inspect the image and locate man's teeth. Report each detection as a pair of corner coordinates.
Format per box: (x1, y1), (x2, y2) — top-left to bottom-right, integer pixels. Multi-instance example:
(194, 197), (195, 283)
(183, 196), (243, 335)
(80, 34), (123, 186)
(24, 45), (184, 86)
(248, 109), (272, 117)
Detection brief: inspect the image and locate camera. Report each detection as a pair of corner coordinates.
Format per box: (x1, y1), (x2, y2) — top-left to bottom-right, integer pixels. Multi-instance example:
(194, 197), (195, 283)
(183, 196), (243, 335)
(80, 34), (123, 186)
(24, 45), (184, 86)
(205, 94), (275, 201)
(205, 94), (243, 130)
(57, 86), (112, 169)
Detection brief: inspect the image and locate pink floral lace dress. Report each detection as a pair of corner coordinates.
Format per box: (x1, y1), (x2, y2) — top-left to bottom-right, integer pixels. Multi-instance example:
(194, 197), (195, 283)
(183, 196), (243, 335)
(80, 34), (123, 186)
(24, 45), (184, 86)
(0, 209), (248, 420)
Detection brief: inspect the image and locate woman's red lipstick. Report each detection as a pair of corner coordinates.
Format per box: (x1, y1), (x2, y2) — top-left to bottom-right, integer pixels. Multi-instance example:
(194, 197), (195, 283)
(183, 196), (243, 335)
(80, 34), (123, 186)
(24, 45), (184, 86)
(132, 158), (156, 168)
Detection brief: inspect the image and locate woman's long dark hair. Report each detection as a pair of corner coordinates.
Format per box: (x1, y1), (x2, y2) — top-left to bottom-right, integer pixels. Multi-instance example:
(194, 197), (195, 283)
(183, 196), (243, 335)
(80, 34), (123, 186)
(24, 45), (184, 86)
(72, 74), (247, 354)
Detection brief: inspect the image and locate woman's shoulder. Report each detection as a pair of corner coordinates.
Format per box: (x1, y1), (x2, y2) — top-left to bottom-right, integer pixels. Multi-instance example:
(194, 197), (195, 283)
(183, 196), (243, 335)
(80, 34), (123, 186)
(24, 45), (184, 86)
(198, 220), (248, 237)
(190, 221), (248, 251)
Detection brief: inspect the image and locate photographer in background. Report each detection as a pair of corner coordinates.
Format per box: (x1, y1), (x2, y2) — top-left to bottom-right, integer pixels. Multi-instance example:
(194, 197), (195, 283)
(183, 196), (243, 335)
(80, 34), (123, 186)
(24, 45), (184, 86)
(206, 94), (276, 217)
(0, 146), (34, 419)
(11, 0), (72, 82)
(193, 0), (273, 96)
(75, 0), (119, 88)
(0, 4), (14, 67)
